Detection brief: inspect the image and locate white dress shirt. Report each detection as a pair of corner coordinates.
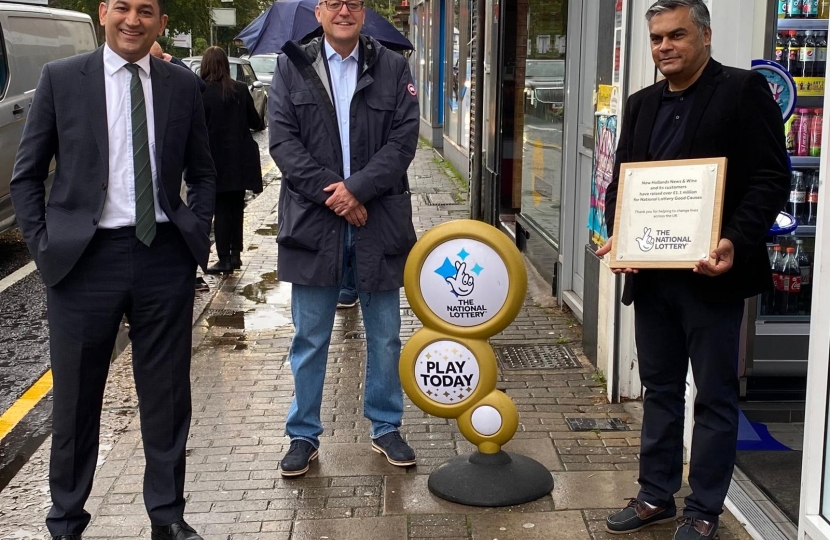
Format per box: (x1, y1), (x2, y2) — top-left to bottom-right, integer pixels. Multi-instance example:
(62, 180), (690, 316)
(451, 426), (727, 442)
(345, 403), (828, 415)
(324, 39), (359, 179)
(99, 44), (168, 228)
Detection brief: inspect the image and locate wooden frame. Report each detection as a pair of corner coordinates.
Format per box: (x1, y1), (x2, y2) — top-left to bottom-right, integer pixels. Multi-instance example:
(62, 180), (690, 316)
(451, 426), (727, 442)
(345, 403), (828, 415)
(609, 157), (727, 269)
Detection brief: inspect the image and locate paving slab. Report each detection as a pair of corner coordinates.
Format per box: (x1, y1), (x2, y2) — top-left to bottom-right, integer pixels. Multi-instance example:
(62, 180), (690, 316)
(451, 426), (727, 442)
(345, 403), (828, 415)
(551, 471), (640, 509)
(292, 516), (407, 540)
(301, 443), (410, 477)
(470, 511), (590, 540)
(384, 474), (554, 515)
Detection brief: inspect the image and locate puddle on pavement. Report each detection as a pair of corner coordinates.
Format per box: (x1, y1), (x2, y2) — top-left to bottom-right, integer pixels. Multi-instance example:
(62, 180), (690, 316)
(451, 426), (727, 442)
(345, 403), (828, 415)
(255, 223), (278, 236)
(241, 271), (291, 306)
(205, 271), (293, 332)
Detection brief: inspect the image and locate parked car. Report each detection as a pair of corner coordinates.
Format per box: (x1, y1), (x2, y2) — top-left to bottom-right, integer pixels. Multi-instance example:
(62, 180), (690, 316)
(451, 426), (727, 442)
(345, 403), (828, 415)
(524, 59), (565, 118)
(0, 3), (97, 235)
(247, 53), (279, 87)
(184, 55), (267, 130)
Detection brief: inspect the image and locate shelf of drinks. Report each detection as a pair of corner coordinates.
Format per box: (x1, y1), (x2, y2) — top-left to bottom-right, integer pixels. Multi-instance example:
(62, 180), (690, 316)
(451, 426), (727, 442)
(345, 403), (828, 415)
(778, 19), (830, 31)
(791, 156), (822, 167)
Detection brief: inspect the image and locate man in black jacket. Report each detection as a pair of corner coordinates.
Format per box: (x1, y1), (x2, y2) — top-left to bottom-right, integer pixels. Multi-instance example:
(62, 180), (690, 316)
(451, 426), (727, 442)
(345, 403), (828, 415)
(269, 0), (420, 477)
(596, 1), (789, 539)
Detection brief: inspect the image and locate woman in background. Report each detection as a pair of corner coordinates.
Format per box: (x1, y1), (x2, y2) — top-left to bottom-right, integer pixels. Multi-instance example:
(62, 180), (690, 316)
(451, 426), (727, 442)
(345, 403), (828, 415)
(200, 46), (263, 274)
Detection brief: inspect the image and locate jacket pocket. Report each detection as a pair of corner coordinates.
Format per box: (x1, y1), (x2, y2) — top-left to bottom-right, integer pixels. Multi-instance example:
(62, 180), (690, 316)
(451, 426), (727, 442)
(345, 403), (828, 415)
(369, 192), (417, 255)
(277, 185), (324, 251)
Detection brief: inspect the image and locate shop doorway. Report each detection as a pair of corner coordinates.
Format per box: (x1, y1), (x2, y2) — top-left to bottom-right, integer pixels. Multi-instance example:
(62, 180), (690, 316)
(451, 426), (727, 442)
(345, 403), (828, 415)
(559, 0), (599, 318)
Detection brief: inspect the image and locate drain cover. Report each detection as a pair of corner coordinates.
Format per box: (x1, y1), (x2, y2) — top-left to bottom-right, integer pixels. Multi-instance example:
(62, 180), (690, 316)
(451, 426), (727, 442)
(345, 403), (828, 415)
(565, 418), (630, 432)
(425, 193), (455, 205)
(344, 331), (366, 340)
(496, 345), (580, 370)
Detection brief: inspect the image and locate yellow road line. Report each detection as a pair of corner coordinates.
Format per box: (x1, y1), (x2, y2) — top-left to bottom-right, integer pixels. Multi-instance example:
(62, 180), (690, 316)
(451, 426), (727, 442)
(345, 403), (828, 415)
(0, 370), (53, 441)
(262, 160), (276, 176)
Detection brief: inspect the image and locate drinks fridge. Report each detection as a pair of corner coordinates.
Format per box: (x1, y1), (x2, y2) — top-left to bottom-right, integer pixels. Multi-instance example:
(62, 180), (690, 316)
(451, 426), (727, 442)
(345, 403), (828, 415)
(743, 5), (827, 398)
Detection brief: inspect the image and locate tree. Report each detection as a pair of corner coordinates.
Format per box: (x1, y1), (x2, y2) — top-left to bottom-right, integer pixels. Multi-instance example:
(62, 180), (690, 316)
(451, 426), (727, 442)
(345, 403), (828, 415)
(48, 0), (269, 57)
(363, 0), (397, 23)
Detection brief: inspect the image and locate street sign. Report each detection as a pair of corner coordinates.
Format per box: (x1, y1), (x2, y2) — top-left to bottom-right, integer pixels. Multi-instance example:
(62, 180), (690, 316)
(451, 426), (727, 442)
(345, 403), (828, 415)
(171, 33), (192, 49)
(211, 8), (237, 27)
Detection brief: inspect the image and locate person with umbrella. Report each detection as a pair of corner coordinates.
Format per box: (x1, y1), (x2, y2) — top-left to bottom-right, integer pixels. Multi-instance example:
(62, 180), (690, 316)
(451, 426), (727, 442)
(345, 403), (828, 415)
(269, 0), (420, 477)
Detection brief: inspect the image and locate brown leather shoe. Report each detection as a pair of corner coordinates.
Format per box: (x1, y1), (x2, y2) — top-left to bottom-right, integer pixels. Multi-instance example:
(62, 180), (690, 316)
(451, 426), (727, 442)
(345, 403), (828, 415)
(606, 498), (677, 533)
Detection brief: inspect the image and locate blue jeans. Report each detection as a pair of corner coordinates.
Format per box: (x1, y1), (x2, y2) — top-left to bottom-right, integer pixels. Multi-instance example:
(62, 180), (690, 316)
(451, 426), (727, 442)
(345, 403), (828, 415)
(286, 225), (403, 447)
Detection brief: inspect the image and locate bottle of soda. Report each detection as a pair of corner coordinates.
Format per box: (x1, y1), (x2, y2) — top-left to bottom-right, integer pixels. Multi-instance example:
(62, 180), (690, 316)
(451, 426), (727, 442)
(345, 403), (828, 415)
(796, 239), (813, 314)
(778, 247), (802, 315)
(821, 0), (830, 18)
(798, 108), (813, 156)
(817, 32), (828, 76)
(776, 32), (786, 64)
(781, 0), (790, 17)
(772, 245), (786, 314)
(790, 0), (804, 17)
(763, 244), (782, 315)
(801, 31), (817, 76)
(810, 109), (823, 156)
(807, 170), (820, 224)
(805, 0), (819, 18)
(787, 30), (802, 74)
(789, 109), (803, 155)
(789, 170), (807, 221)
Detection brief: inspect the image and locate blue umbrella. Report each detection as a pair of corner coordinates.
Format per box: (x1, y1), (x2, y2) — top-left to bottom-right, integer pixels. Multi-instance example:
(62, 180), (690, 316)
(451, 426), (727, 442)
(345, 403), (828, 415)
(236, 0), (414, 55)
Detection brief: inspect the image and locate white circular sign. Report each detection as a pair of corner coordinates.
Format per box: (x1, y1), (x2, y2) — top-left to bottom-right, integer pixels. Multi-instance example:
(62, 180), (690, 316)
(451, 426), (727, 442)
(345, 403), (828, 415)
(419, 238), (510, 327)
(471, 405), (502, 436)
(414, 340), (481, 404)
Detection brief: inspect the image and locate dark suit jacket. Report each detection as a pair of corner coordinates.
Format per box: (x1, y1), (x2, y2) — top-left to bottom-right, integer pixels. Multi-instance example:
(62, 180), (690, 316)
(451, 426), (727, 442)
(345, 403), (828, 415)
(10, 46), (216, 287)
(605, 59), (790, 305)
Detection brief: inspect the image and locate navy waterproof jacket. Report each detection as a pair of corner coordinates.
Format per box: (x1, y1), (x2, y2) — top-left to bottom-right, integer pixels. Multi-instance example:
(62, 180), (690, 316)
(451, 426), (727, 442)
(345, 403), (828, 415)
(268, 35), (420, 291)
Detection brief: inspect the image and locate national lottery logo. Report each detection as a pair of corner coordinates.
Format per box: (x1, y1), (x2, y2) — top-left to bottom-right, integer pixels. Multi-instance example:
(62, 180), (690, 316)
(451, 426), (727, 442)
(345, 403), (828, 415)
(635, 226), (691, 252)
(433, 248), (484, 297)
(420, 238), (509, 327)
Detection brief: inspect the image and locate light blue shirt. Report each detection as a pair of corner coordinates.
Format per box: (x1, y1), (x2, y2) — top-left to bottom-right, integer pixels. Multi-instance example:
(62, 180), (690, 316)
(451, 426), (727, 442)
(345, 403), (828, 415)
(324, 39), (359, 179)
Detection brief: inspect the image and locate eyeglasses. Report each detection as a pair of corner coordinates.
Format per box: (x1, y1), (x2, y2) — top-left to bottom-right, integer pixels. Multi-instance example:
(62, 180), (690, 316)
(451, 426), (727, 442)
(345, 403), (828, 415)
(320, 1), (365, 12)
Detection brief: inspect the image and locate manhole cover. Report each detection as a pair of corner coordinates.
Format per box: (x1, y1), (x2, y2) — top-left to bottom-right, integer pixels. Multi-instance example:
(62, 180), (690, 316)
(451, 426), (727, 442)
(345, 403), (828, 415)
(496, 345), (580, 370)
(425, 193), (455, 205)
(565, 418), (630, 431)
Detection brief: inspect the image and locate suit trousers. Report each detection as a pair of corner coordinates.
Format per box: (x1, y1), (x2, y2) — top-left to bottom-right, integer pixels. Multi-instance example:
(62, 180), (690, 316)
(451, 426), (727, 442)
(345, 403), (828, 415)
(45, 223), (196, 535)
(633, 271), (744, 523)
(213, 190), (245, 257)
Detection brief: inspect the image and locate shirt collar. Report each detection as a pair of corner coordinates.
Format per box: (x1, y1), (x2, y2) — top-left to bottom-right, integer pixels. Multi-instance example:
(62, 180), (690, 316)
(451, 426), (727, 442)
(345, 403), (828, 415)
(103, 43), (152, 78)
(323, 38), (359, 63)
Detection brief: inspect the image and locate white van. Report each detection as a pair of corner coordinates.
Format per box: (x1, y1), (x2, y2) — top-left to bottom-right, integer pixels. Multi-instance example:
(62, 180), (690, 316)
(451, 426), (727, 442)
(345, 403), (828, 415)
(0, 2), (97, 234)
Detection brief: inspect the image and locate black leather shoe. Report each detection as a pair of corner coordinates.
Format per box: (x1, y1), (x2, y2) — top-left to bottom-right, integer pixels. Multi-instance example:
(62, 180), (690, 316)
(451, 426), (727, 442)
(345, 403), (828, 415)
(151, 520), (203, 540)
(372, 431), (416, 467)
(205, 257), (233, 275)
(280, 439), (319, 477)
(230, 252), (241, 269)
(606, 498), (676, 533)
(52, 536), (82, 540)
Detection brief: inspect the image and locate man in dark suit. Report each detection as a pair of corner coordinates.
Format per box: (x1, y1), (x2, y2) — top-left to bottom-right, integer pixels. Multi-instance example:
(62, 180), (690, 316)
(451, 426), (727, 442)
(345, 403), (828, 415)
(10, 0), (215, 538)
(596, 1), (789, 540)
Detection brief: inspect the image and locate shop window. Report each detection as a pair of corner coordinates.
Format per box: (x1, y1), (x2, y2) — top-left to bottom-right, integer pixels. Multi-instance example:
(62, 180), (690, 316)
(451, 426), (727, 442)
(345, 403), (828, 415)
(516, 0), (568, 247)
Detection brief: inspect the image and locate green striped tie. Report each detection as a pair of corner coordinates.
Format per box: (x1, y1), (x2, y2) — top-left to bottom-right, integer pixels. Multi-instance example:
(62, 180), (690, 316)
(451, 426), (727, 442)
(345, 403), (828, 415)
(125, 63), (156, 246)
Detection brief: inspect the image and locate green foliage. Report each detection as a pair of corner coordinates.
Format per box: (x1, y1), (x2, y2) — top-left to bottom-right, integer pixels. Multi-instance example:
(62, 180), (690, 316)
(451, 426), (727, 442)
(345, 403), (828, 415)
(48, 0), (270, 58)
(363, 0), (397, 23)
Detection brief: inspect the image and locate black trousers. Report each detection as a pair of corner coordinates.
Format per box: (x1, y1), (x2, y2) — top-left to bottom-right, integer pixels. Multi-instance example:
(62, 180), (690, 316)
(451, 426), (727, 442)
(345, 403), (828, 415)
(633, 271), (744, 523)
(45, 224), (196, 535)
(213, 190), (245, 257)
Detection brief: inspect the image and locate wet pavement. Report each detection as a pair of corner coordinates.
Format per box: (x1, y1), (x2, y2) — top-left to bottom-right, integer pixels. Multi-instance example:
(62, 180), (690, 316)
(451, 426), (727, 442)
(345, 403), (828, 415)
(0, 141), (756, 540)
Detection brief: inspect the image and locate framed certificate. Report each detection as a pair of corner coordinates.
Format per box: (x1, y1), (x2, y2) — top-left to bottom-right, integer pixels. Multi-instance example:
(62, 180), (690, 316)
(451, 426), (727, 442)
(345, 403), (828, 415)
(609, 157), (727, 269)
